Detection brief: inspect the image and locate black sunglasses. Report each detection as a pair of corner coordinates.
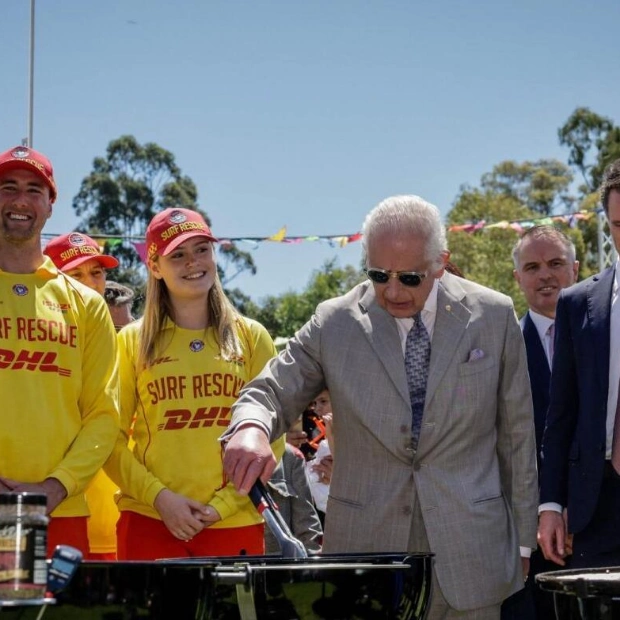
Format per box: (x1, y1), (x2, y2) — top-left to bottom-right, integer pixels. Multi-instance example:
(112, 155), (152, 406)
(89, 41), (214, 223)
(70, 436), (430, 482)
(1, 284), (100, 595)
(365, 268), (427, 288)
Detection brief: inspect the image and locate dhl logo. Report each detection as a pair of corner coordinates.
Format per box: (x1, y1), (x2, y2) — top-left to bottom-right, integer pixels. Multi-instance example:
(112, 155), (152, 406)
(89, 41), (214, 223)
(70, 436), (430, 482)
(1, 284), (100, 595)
(0, 349), (71, 376)
(151, 356), (177, 366)
(157, 406), (231, 431)
(42, 300), (71, 313)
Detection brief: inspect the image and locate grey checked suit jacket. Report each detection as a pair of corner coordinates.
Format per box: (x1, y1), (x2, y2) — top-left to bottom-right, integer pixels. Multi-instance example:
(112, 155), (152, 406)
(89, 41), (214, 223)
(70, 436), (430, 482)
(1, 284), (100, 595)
(230, 272), (538, 610)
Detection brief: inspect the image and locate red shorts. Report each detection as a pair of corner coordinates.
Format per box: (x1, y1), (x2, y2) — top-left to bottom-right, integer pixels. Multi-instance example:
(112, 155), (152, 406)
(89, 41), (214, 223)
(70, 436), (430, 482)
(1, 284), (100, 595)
(117, 511), (265, 560)
(47, 516), (90, 559)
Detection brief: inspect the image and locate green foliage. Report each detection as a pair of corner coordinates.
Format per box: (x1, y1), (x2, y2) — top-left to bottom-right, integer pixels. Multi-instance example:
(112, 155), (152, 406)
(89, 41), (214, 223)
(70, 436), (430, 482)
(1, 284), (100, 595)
(72, 135), (255, 289)
(558, 107), (620, 193)
(480, 159), (574, 215)
(447, 189), (537, 316)
(447, 183), (589, 317)
(245, 259), (364, 339)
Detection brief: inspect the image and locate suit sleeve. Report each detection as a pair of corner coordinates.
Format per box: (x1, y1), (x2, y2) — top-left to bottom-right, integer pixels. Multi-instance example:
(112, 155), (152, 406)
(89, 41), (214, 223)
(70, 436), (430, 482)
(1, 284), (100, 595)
(495, 304), (539, 549)
(224, 309), (329, 441)
(539, 292), (578, 507)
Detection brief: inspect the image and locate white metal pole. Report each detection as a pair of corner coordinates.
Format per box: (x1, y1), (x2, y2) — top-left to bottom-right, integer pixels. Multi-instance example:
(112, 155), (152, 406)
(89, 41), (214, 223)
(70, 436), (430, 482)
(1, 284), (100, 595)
(27, 0), (36, 147)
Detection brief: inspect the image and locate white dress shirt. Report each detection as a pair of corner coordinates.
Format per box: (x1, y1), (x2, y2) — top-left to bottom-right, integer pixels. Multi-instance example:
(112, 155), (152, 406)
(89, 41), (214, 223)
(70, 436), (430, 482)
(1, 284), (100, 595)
(606, 260), (620, 458)
(527, 309), (554, 369)
(395, 278), (439, 350)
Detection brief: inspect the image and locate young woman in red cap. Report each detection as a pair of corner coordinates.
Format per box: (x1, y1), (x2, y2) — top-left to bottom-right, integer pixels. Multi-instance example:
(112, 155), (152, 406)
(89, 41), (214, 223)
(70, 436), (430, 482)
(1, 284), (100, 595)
(105, 208), (283, 559)
(44, 232), (122, 561)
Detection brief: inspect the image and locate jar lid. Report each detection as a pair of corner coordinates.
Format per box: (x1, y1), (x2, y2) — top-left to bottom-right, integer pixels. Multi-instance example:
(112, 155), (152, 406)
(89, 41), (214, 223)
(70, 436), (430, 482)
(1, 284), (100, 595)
(0, 492), (47, 506)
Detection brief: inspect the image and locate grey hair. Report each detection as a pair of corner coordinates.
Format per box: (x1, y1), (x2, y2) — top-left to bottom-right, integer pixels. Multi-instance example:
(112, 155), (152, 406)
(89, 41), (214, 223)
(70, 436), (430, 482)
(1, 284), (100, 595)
(511, 225), (576, 269)
(361, 195), (448, 270)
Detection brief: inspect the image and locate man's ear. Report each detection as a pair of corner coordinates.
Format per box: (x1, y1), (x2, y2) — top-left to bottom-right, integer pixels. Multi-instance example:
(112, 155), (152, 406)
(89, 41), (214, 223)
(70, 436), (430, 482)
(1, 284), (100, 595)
(434, 250), (450, 278)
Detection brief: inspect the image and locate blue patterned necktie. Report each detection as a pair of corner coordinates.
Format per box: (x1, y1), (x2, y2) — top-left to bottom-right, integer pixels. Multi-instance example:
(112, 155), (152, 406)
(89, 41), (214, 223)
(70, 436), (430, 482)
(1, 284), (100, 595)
(404, 312), (431, 450)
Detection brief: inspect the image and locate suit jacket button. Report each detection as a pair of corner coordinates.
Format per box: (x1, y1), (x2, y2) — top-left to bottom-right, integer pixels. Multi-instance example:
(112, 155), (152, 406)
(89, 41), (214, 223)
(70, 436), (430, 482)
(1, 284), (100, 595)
(403, 506), (412, 516)
(400, 425), (408, 434)
(413, 462), (421, 471)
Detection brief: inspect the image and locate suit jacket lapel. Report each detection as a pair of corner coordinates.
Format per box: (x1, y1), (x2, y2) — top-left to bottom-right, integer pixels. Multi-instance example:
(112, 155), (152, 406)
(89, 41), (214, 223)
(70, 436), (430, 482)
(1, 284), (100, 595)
(587, 267), (614, 387)
(358, 285), (410, 405)
(425, 276), (471, 407)
(522, 312), (551, 379)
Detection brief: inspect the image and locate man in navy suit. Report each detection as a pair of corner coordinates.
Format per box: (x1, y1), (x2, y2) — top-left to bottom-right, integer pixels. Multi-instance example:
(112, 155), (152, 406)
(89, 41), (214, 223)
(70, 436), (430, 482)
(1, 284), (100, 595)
(501, 226), (578, 619)
(538, 159), (620, 570)
(514, 226), (579, 473)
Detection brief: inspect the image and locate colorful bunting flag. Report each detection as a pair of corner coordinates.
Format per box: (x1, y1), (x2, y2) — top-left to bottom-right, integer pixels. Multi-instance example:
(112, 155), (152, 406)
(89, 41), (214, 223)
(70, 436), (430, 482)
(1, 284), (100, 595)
(40, 208), (601, 265)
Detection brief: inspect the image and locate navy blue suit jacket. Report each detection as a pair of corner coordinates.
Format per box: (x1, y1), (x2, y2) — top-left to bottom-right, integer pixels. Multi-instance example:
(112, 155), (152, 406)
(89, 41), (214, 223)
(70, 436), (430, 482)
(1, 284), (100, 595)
(520, 313), (551, 475)
(539, 267), (614, 534)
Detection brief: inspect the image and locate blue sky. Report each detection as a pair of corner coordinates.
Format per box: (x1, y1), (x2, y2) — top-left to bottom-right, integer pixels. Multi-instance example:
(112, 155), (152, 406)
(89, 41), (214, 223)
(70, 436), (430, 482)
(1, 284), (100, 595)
(2, 0), (618, 301)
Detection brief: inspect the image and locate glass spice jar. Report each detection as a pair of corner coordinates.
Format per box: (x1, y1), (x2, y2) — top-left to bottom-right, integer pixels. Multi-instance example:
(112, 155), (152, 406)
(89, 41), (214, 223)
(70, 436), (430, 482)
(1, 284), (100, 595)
(0, 493), (48, 600)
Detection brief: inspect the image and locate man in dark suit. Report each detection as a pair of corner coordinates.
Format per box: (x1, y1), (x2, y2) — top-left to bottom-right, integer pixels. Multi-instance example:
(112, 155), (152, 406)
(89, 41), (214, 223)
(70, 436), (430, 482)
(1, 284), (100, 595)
(223, 195), (538, 619)
(501, 226), (578, 618)
(514, 226), (579, 473)
(538, 159), (620, 570)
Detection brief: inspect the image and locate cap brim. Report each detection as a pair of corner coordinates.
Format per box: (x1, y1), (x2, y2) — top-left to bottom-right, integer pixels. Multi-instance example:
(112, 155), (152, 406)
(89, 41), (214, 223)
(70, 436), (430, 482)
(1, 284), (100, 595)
(0, 160), (57, 201)
(62, 254), (119, 271)
(159, 231), (219, 257)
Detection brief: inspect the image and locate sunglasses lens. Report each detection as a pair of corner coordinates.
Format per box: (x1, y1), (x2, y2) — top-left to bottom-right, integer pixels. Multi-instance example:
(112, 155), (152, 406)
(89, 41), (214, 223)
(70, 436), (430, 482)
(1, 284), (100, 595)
(399, 273), (423, 287)
(367, 269), (389, 284)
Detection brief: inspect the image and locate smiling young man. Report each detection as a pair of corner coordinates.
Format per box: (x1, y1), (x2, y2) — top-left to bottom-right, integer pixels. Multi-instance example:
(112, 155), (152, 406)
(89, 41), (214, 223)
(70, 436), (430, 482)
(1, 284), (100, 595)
(0, 145), (118, 557)
(222, 195), (538, 620)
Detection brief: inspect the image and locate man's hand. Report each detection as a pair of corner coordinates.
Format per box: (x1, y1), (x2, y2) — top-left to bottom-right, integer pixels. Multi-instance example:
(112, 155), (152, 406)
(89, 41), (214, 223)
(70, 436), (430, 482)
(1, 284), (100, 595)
(0, 477), (67, 513)
(154, 489), (208, 541)
(222, 425), (276, 495)
(537, 510), (568, 566)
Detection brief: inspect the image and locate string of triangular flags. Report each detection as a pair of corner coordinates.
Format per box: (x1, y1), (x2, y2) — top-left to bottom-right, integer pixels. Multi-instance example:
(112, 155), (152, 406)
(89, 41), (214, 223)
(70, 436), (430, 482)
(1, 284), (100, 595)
(40, 208), (599, 260)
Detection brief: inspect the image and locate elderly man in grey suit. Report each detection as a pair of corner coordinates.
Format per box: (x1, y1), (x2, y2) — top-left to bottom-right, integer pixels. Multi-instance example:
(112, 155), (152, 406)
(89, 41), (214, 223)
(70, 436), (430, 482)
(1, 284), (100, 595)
(223, 195), (538, 619)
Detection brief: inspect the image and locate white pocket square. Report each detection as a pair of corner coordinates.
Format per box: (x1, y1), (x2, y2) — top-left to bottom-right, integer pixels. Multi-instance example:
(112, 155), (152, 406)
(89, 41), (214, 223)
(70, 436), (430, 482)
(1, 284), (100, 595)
(467, 348), (485, 362)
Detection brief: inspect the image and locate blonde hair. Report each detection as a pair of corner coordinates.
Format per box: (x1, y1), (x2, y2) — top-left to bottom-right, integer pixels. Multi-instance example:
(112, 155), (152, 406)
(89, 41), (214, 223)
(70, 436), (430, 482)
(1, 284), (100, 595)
(138, 256), (244, 368)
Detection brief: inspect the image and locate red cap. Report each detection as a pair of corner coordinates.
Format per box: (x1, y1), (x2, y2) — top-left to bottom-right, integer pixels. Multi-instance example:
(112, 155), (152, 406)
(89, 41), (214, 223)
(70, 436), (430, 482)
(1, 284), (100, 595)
(146, 208), (218, 260)
(44, 233), (119, 271)
(0, 145), (57, 202)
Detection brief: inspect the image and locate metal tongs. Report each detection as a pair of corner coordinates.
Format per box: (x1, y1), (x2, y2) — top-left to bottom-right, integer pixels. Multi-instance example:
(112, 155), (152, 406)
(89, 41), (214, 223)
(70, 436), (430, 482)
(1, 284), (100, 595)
(249, 479), (308, 558)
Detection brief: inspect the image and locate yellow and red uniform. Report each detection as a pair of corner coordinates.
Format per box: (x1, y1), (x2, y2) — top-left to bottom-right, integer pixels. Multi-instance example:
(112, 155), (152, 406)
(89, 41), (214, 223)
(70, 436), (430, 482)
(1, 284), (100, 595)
(105, 316), (283, 556)
(0, 258), (119, 553)
(84, 470), (119, 558)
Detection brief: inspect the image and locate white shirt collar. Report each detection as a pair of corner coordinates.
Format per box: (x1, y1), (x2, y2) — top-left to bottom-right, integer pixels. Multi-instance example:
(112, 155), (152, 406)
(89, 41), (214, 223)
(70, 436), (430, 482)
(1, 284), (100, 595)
(395, 277), (440, 350)
(527, 309), (554, 344)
